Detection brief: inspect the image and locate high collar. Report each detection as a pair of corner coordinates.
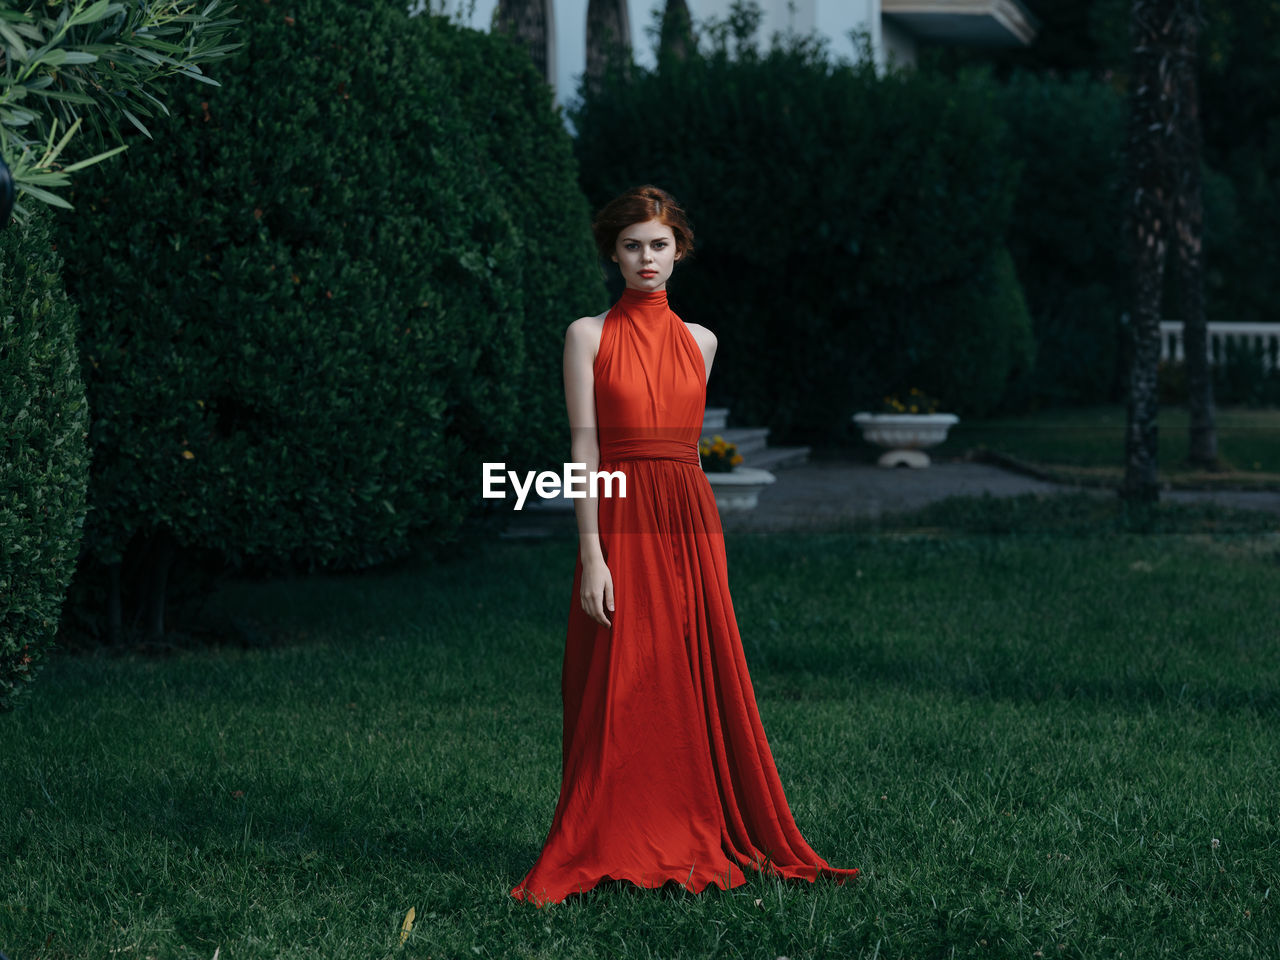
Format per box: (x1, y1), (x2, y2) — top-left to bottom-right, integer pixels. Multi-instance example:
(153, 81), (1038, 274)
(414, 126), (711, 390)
(617, 285), (669, 314)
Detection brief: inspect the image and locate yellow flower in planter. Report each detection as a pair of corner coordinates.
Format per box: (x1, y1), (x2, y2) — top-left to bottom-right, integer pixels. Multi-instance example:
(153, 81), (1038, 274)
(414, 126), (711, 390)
(880, 388), (941, 414)
(699, 434), (741, 473)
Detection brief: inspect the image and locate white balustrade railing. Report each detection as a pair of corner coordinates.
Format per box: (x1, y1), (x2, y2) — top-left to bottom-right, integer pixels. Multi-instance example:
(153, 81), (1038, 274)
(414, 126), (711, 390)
(1159, 321), (1280, 372)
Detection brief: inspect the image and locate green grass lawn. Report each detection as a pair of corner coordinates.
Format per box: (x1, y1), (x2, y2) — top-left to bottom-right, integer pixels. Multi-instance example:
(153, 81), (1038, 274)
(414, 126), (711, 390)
(917, 405), (1280, 489)
(3, 499), (1279, 959)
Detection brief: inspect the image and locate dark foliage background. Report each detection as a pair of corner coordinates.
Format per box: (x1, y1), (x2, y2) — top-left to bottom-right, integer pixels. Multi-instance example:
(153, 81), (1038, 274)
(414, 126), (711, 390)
(572, 30), (1033, 442)
(54, 0), (605, 641)
(995, 70), (1128, 409)
(928, 0), (1278, 403)
(0, 209), (90, 706)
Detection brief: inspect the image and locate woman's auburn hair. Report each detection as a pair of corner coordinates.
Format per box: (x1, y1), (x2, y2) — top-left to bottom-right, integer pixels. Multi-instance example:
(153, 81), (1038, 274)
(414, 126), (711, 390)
(591, 184), (695, 263)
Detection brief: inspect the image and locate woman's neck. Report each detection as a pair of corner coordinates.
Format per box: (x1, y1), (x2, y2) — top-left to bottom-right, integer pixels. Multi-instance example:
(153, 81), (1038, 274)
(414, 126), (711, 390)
(618, 285), (669, 308)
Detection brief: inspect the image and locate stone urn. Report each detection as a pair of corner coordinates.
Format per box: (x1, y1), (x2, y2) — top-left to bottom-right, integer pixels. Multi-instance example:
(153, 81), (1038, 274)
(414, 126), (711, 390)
(703, 466), (776, 510)
(852, 412), (959, 468)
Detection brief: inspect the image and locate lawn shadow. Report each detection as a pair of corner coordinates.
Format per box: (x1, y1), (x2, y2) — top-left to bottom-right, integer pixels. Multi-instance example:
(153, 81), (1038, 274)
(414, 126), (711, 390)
(762, 642), (1280, 716)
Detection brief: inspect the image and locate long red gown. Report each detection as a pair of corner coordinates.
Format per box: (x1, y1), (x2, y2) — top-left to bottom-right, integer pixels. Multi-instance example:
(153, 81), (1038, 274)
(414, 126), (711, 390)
(510, 285), (859, 906)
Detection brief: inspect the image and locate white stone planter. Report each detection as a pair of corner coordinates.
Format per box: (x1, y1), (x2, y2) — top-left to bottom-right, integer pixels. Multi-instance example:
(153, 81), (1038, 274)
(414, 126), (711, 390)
(703, 466), (776, 510)
(852, 412), (959, 468)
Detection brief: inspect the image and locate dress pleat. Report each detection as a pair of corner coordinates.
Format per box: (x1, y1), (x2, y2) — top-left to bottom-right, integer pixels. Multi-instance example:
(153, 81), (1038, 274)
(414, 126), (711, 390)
(511, 287), (858, 906)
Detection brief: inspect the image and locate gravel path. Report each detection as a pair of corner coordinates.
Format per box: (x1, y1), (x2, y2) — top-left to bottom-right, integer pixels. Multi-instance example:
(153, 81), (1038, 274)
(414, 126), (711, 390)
(501, 458), (1280, 538)
(718, 459), (1070, 532)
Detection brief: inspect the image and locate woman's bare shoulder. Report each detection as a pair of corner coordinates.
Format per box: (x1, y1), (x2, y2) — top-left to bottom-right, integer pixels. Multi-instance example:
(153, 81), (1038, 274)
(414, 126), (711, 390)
(565, 311), (607, 337)
(565, 313), (608, 365)
(684, 322), (718, 349)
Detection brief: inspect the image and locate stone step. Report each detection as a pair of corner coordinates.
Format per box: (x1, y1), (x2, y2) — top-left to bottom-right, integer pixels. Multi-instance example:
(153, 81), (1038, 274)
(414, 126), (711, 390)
(703, 426), (770, 456)
(513, 420), (811, 518)
(745, 444), (811, 471)
(702, 406), (729, 432)
(505, 446), (812, 531)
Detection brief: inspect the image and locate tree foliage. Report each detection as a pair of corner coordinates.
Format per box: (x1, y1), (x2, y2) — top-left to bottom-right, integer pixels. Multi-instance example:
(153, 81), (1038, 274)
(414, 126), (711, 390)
(928, 0), (1280, 378)
(996, 70), (1128, 409)
(0, 0), (240, 217)
(573, 11), (1031, 440)
(54, 0), (604, 641)
(0, 206), (89, 709)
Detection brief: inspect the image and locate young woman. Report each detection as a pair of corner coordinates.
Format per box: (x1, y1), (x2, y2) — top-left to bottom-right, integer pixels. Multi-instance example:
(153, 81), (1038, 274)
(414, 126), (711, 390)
(510, 185), (858, 906)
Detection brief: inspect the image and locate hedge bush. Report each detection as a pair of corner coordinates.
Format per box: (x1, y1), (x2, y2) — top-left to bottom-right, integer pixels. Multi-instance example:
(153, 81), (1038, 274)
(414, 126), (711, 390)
(0, 210), (90, 707)
(1159, 350), (1280, 408)
(912, 247), (1035, 417)
(944, 68), (1241, 412)
(572, 26), (1031, 440)
(55, 1), (603, 639)
(994, 70), (1128, 410)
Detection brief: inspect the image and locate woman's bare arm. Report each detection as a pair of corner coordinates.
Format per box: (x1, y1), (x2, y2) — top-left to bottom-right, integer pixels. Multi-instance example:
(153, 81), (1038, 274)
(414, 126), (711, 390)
(564, 316), (614, 628)
(688, 323), (718, 385)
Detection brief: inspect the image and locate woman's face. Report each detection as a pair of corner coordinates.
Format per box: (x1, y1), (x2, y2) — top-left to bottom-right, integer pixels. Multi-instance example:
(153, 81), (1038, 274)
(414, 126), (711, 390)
(612, 218), (680, 291)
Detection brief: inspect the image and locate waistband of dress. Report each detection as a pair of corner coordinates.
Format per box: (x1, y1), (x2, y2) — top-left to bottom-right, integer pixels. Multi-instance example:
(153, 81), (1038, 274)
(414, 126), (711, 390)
(599, 437), (700, 466)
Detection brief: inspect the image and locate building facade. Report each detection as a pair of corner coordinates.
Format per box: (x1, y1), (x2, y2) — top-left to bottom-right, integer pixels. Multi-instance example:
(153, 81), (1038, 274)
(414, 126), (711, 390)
(414, 0), (1038, 110)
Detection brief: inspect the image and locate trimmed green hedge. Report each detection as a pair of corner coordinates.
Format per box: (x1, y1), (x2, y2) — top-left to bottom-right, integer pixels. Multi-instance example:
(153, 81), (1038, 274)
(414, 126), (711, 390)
(913, 246), (1035, 418)
(572, 33), (1031, 440)
(995, 70), (1128, 410)
(55, 1), (603, 639)
(1, 210), (90, 707)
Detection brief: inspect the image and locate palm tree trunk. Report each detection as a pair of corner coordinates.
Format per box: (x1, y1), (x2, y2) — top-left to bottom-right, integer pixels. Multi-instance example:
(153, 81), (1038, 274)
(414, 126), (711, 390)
(1122, 0), (1181, 503)
(1172, 1), (1218, 468)
(586, 0), (631, 91)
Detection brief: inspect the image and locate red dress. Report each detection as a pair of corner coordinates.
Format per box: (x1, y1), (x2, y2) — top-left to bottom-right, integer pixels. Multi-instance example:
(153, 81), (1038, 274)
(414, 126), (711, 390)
(510, 286), (858, 906)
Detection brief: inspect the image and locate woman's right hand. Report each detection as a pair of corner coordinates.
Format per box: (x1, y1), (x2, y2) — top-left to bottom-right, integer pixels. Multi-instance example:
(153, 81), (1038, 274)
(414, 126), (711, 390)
(580, 556), (615, 628)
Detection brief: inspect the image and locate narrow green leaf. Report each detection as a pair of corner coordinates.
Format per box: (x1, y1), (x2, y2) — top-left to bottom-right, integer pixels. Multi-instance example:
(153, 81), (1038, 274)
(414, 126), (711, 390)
(118, 105), (152, 138)
(135, 87), (167, 110)
(12, 22), (46, 42)
(16, 170), (73, 186)
(60, 142), (128, 172)
(0, 21), (30, 57)
(183, 69), (221, 87)
(68, 1), (121, 29)
(15, 181), (74, 209)
(195, 43), (241, 58)
(127, 47), (180, 68)
(133, 37), (186, 54)
(30, 89), (98, 105)
(1, 107), (39, 126)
